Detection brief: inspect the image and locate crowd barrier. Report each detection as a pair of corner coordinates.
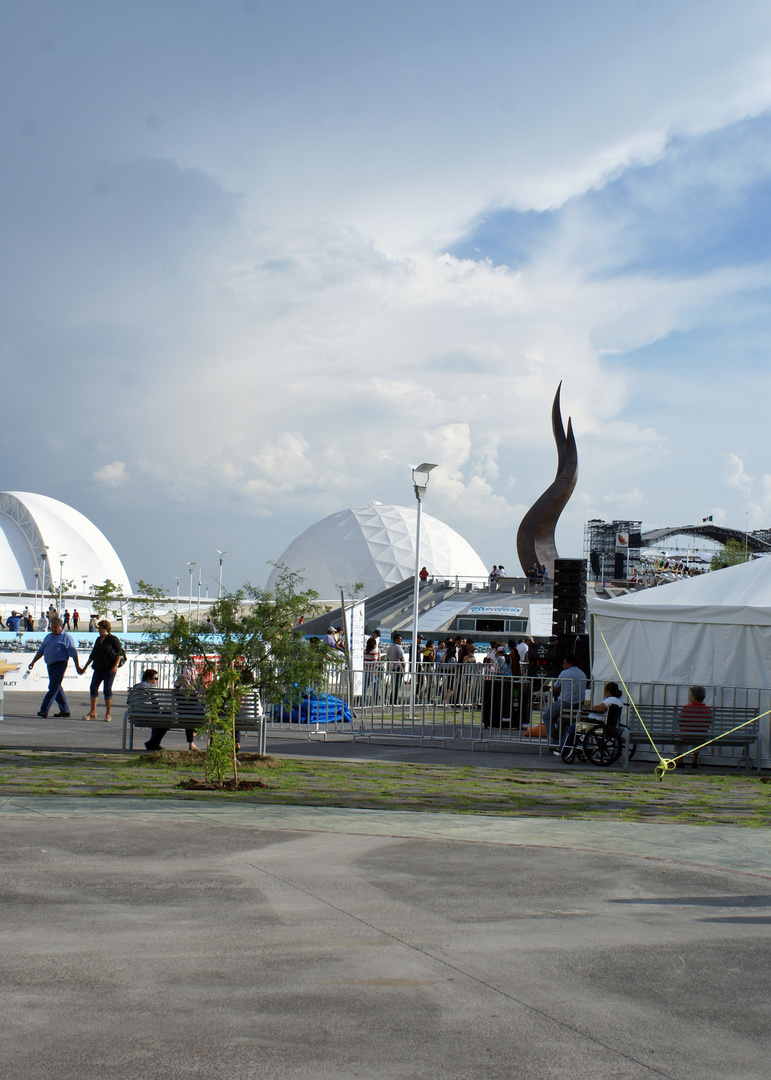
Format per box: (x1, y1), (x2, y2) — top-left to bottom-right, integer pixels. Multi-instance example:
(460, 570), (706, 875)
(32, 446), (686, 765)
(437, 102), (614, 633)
(121, 662), (770, 765)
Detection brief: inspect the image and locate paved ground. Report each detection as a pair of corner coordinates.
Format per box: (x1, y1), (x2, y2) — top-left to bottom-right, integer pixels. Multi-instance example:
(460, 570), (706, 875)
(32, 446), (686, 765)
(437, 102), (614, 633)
(1, 692), (770, 1078)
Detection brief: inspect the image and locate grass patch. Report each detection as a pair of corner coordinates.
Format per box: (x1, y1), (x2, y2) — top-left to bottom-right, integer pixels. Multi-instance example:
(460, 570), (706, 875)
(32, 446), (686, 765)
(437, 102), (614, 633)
(0, 749), (769, 826)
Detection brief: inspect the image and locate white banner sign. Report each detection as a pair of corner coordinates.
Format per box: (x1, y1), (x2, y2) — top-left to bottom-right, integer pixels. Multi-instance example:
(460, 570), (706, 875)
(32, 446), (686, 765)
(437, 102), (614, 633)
(343, 600), (365, 696)
(467, 606), (524, 616)
(0, 650), (134, 693)
(528, 603), (554, 638)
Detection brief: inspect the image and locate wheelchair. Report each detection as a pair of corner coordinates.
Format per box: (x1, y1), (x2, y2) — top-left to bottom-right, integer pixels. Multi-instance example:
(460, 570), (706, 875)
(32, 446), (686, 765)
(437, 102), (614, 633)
(560, 702), (626, 767)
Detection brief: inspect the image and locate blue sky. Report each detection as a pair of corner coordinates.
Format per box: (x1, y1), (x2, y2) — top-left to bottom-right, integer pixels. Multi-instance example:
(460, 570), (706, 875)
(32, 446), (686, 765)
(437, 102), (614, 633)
(3, 0), (771, 592)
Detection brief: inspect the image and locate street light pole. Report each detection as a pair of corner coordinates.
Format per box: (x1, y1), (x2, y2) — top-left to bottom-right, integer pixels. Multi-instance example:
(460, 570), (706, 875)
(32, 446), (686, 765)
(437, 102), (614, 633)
(175, 577), (180, 615)
(216, 550), (227, 598)
(58, 554), (67, 616)
(408, 463), (438, 720)
(34, 569), (40, 618)
(197, 566), (202, 624)
(187, 563), (196, 617)
(41, 546), (49, 607)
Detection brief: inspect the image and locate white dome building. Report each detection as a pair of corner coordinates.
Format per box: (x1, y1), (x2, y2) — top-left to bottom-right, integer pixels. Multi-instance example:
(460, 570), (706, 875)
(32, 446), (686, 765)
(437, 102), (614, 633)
(267, 502), (487, 600)
(0, 492), (132, 598)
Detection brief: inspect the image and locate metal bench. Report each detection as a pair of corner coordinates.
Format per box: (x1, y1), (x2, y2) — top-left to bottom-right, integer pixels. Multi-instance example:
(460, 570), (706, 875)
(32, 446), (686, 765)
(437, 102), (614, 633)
(627, 704), (760, 770)
(122, 686), (265, 753)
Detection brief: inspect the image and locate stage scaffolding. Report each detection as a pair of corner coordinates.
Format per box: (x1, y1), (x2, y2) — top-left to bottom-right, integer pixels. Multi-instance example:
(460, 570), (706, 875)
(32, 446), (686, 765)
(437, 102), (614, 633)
(584, 519), (642, 582)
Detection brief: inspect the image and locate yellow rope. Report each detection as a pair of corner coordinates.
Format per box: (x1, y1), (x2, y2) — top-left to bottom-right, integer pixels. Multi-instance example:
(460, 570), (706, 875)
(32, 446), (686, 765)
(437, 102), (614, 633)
(590, 614), (768, 780)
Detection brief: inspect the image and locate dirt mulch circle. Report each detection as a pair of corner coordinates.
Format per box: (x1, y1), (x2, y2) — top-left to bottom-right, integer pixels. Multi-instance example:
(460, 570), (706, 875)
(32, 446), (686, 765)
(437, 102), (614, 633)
(179, 777), (270, 791)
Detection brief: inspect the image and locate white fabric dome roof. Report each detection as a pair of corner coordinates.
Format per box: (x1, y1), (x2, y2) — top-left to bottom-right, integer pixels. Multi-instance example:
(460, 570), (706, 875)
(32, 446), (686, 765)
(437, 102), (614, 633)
(0, 492), (132, 596)
(266, 502), (487, 600)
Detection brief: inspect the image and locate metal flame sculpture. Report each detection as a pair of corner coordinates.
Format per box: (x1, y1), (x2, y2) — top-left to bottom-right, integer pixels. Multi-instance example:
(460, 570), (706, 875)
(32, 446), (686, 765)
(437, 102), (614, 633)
(516, 382), (578, 577)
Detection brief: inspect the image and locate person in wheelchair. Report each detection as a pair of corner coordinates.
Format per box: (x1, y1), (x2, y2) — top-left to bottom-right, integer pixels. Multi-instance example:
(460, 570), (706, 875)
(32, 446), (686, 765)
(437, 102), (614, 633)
(558, 681), (623, 759)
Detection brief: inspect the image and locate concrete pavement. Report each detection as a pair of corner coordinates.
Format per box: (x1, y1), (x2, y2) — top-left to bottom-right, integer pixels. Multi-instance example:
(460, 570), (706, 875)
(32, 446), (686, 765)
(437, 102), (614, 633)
(1, 692), (770, 1078)
(1, 797), (770, 1080)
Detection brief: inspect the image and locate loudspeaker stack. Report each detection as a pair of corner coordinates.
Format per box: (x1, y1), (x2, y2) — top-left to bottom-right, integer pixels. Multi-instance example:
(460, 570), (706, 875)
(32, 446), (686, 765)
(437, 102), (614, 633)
(552, 558), (587, 637)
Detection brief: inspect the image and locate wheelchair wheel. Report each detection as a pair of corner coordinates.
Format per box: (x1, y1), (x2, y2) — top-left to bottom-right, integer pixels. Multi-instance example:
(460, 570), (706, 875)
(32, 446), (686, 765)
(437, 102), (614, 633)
(561, 740), (587, 764)
(585, 727), (622, 766)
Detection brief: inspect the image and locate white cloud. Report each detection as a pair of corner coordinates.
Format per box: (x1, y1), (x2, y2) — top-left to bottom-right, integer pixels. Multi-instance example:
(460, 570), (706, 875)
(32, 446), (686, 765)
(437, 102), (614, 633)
(6, 3), (771, 584)
(93, 461), (128, 487)
(726, 453), (753, 494)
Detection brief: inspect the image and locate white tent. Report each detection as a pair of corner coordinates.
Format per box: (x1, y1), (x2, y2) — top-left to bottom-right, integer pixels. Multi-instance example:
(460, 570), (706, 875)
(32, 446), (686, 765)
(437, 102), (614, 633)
(589, 558), (771, 689)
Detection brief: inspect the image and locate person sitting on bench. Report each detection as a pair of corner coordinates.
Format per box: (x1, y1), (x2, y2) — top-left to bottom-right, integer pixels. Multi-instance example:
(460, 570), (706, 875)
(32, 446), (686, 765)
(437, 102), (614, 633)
(676, 685), (712, 769)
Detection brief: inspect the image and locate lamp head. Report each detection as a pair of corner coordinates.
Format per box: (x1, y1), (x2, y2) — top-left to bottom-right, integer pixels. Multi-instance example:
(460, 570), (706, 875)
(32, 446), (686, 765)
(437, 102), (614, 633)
(409, 462), (439, 499)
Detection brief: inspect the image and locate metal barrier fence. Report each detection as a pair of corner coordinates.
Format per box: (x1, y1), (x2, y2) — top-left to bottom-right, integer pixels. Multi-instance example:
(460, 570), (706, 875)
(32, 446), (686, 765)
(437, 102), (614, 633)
(125, 661), (770, 765)
(333, 668), (572, 753)
(318, 668), (771, 766)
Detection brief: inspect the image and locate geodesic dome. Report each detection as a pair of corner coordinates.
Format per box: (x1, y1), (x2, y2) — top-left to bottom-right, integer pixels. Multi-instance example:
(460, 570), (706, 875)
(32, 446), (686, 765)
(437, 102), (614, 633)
(0, 491), (132, 596)
(266, 502), (487, 600)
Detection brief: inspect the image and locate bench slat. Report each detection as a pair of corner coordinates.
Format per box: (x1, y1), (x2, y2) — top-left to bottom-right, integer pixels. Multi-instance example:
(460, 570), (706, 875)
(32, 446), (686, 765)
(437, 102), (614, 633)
(122, 687), (264, 751)
(625, 704), (759, 768)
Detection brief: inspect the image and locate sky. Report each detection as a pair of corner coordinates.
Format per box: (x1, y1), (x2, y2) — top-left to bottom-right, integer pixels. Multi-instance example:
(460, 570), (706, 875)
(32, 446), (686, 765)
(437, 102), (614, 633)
(4, 0), (771, 596)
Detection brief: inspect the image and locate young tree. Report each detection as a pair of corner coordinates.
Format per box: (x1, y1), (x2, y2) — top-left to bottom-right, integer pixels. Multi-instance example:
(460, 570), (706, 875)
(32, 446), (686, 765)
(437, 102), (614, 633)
(130, 580), (169, 629)
(710, 539), (748, 570)
(147, 570), (332, 787)
(90, 579), (125, 620)
(46, 579), (76, 604)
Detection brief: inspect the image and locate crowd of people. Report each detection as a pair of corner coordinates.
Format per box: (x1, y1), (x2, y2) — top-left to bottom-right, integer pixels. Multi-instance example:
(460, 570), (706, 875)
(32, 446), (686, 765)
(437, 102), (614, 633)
(356, 633), (535, 707)
(1, 605), (88, 633)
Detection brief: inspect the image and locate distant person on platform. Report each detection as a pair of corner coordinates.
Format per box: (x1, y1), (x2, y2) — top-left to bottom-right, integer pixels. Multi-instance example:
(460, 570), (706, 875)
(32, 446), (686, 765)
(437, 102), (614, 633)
(419, 566), (429, 583)
(88, 614), (98, 632)
(543, 654), (587, 748)
(676, 685), (713, 769)
(27, 617), (82, 718)
(7, 611), (22, 631)
(37, 612), (49, 632)
(72, 609), (80, 630)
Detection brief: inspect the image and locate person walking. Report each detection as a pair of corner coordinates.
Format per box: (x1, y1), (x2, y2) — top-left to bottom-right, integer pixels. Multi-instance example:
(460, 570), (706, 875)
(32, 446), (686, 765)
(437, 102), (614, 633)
(79, 619), (126, 722)
(27, 618), (82, 718)
(72, 609), (79, 631)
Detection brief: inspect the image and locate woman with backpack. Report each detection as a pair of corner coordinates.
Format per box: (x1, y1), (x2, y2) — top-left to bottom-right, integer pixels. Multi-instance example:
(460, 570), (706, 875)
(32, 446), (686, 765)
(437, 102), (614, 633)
(80, 619), (126, 722)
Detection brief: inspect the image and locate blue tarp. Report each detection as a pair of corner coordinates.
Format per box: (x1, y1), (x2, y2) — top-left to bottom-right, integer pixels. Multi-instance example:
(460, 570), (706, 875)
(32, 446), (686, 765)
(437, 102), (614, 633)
(271, 690), (352, 724)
